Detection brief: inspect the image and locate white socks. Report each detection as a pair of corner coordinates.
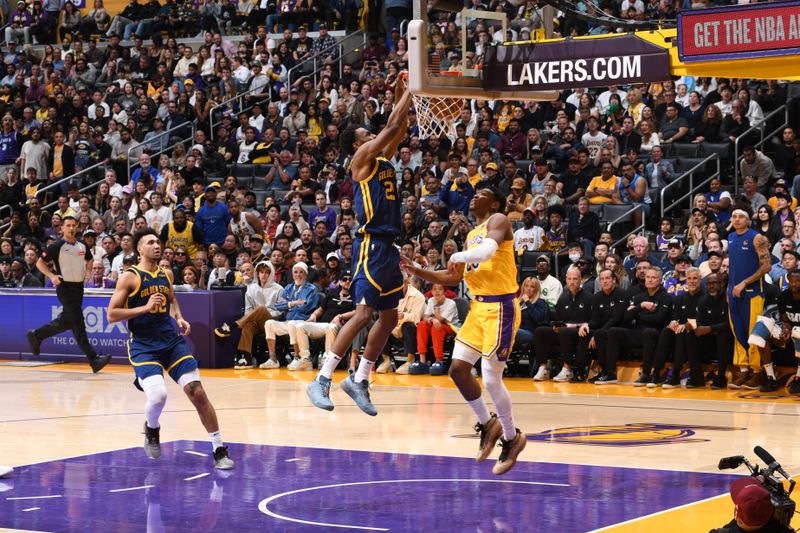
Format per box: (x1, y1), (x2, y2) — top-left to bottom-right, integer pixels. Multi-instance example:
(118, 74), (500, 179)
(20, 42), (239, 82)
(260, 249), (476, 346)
(209, 431), (223, 452)
(764, 363), (776, 379)
(467, 397), (491, 426)
(318, 351), (342, 380)
(354, 358), (375, 383)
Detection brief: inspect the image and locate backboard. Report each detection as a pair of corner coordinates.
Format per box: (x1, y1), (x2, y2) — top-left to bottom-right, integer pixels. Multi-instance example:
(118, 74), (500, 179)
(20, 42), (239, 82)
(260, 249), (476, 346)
(407, 0), (560, 101)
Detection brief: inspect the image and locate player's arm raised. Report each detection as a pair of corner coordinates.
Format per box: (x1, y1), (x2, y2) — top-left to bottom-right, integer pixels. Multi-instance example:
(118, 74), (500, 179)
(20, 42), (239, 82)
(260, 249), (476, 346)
(350, 85), (412, 182)
(400, 255), (465, 286)
(164, 268), (191, 336)
(107, 271), (165, 323)
(449, 212), (511, 267)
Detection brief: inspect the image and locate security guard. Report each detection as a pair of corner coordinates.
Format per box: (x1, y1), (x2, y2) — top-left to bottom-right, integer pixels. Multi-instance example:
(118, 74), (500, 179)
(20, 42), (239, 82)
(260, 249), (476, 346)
(27, 215), (111, 373)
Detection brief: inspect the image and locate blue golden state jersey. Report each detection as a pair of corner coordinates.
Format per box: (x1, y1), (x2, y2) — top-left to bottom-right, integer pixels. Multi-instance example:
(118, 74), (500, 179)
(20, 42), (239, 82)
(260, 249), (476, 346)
(126, 266), (175, 336)
(354, 157), (400, 238)
(727, 229), (763, 298)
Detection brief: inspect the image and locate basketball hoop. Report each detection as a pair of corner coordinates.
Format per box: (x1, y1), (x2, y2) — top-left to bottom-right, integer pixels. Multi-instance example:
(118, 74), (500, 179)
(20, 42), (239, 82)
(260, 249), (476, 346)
(403, 72), (465, 140)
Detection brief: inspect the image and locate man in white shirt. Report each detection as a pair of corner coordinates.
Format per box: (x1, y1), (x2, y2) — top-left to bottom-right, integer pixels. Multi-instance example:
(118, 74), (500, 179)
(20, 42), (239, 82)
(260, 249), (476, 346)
(580, 116), (607, 160)
(231, 56), (252, 89)
(514, 209), (546, 253)
(87, 90), (110, 120)
(536, 255), (563, 310)
(104, 169), (123, 198)
(173, 46), (197, 79)
(144, 191), (172, 233)
(596, 85), (628, 111)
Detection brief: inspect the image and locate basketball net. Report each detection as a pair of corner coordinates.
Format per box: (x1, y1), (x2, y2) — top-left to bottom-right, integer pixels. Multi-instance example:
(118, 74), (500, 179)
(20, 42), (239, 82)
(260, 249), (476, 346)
(401, 73), (464, 139)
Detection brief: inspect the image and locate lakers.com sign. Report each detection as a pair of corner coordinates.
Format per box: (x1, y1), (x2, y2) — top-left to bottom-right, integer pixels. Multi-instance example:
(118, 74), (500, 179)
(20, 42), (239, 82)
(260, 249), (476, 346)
(483, 34), (673, 92)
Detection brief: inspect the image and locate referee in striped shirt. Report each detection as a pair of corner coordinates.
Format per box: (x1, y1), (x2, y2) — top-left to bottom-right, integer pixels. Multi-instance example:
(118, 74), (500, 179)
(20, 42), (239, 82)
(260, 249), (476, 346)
(27, 216), (111, 373)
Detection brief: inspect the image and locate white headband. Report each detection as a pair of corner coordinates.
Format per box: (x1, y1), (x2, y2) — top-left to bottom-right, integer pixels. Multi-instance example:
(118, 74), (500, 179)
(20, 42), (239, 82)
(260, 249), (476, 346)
(732, 209), (749, 218)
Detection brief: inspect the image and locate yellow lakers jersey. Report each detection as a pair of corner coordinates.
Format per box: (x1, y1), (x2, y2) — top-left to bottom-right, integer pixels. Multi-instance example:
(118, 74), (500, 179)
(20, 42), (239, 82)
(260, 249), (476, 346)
(463, 223), (518, 296)
(166, 221), (199, 259)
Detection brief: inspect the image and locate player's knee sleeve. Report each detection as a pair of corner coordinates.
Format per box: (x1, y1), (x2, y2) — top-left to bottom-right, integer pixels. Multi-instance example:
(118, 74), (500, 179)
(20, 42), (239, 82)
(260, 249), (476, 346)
(480, 357), (512, 415)
(177, 369), (201, 388)
(142, 375), (167, 409)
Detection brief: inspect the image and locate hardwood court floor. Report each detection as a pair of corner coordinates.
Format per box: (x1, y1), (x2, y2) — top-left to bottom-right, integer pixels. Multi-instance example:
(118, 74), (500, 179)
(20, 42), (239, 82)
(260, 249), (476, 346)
(1, 363), (799, 532)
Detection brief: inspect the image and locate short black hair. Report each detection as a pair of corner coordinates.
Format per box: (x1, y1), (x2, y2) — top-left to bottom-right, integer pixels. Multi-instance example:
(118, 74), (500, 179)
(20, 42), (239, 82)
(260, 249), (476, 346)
(484, 186), (506, 214)
(547, 204), (566, 219)
(133, 228), (159, 253)
(340, 125), (359, 157)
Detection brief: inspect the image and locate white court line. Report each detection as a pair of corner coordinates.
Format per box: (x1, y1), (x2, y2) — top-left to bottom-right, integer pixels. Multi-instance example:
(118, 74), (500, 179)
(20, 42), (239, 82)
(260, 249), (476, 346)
(6, 495), (62, 501)
(109, 485), (154, 493)
(184, 450), (207, 457)
(183, 473), (210, 481)
(21, 507), (39, 512)
(285, 458), (300, 462)
(258, 478), (569, 531)
(586, 492), (729, 532)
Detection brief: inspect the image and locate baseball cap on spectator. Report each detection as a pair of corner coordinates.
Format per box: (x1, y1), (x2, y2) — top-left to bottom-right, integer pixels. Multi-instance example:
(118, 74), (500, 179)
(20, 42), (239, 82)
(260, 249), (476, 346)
(691, 207), (705, 215)
(775, 191), (791, 201)
(205, 182), (221, 192)
(121, 185), (133, 195)
(290, 87), (299, 94)
(536, 255), (550, 264)
(326, 252), (340, 263)
(486, 162), (498, 171)
(774, 178), (788, 189)
(391, 27), (399, 33)
(676, 254), (692, 264)
(250, 61), (261, 68)
(729, 478), (773, 528)
(576, 255), (593, 265)
(319, 96), (330, 104)
(297, 128), (307, 134)
(511, 177), (526, 190)
(250, 233), (264, 242)
(531, 146), (542, 152)
(83, 229), (97, 237)
(318, 23), (327, 29)
(668, 238), (683, 248)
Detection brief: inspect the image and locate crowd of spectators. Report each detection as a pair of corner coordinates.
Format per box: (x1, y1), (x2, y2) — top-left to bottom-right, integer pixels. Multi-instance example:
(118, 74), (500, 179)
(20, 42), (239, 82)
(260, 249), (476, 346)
(0, 0), (799, 387)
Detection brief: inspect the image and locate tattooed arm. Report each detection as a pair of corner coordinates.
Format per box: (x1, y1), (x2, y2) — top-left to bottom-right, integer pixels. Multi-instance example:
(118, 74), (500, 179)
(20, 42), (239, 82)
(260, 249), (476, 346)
(732, 233), (772, 298)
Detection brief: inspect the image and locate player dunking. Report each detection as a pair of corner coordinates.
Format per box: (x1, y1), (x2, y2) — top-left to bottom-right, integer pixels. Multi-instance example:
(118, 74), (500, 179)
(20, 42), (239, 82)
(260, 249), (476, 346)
(107, 229), (234, 470)
(307, 76), (412, 416)
(401, 188), (526, 475)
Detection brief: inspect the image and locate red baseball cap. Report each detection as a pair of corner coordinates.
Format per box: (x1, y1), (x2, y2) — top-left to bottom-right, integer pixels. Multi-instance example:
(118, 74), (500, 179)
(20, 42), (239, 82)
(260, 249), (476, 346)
(730, 478), (773, 528)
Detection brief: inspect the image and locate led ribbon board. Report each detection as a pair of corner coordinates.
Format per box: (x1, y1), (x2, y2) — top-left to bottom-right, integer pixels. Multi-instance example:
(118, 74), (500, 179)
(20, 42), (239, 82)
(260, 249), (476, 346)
(678, 0), (800, 62)
(483, 34), (673, 92)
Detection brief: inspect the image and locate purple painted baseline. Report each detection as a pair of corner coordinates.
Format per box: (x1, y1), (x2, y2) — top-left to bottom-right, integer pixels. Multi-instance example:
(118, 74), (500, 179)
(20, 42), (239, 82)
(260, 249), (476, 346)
(0, 441), (741, 532)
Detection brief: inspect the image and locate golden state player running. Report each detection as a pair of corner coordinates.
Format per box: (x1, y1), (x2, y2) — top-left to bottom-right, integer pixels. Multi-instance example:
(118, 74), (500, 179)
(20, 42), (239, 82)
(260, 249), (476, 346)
(401, 188), (526, 475)
(107, 229), (234, 470)
(307, 75), (413, 416)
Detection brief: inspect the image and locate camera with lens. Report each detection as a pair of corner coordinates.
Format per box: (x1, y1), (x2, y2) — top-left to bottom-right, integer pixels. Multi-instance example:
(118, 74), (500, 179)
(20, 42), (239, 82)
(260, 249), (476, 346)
(713, 446), (795, 532)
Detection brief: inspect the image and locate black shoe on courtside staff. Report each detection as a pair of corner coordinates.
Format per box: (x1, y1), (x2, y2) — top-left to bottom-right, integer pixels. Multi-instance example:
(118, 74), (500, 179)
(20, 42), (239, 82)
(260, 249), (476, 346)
(27, 330), (40, 356)
(90, 354), (112, 373)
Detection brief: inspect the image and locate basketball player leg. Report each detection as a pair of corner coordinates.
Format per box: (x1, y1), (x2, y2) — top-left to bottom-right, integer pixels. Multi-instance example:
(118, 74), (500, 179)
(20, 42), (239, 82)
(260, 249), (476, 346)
(450, 341), (501, 462)
(140, 373), (168, 460)
(339, 306), (398, 416)
(179, 373), (234, 470)
(168, 344), (234, 470)
(308, 303), (374, 411)
(481, 355), (526, 475)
